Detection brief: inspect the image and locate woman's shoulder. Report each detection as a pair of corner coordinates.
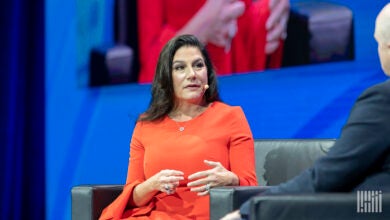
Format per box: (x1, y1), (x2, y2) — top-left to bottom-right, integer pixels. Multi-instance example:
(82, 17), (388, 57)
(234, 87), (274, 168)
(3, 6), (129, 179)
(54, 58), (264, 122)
(211, 101), (245, 115)
(135, 116), (167, 128)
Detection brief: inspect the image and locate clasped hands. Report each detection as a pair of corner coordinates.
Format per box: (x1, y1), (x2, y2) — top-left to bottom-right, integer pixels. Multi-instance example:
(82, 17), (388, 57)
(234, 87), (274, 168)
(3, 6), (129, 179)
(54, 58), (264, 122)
(153, 159), (238, 195)
(199, 0), (245, 51)
(199, 0), (290, 54)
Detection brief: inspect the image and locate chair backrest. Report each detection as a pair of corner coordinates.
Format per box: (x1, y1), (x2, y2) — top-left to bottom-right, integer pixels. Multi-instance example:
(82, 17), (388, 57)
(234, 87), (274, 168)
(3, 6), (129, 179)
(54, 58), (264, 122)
(282, 1), (354, 66)
(254, 139), (336, 186)
(113, 0), (139, 82)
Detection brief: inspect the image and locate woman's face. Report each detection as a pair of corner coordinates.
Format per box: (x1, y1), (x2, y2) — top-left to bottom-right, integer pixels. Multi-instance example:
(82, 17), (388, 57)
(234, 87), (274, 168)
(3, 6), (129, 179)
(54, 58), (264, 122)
(172, 46), (208, 104)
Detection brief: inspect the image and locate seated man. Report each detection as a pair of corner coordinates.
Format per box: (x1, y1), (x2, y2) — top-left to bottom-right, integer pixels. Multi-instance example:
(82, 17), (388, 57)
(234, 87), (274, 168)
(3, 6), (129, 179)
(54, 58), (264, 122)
(222, 3), (390, 219)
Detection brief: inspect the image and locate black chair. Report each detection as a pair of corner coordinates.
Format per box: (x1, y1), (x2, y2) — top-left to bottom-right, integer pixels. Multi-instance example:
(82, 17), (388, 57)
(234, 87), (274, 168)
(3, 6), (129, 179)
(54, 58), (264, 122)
(71, 185), (123, 220)
(210, 139), (390, 220)
(210, 139), (335, 219)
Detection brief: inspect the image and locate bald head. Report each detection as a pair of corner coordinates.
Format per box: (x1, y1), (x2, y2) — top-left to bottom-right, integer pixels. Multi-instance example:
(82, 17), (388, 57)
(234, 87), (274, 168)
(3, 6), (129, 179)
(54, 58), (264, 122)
(374, 3), (390, 76)
(375, 3), (390, 44)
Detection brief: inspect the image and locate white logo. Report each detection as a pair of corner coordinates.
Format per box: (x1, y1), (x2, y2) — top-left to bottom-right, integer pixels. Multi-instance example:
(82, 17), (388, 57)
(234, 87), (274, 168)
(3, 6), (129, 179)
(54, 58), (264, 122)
(357, 190), (382, 213)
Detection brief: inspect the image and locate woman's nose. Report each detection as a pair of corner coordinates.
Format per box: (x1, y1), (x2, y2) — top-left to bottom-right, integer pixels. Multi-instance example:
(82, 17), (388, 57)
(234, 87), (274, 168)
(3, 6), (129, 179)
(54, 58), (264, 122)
(187, 67), (196, 78)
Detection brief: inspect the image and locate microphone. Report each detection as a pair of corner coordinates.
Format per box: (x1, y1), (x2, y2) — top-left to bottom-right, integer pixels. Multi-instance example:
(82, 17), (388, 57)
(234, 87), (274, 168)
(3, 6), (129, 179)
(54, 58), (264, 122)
(204, 84), (209, 90)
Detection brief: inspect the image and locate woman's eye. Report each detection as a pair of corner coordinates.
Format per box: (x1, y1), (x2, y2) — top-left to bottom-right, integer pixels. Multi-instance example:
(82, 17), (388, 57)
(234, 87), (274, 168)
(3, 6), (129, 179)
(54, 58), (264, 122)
(174, 65), (185, 71)
(194, 62), (205, 70)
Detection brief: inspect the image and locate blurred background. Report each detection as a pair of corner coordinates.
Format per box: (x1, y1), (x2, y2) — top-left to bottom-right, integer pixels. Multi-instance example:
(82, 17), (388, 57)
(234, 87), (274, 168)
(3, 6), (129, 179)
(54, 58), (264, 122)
(1, 0), (389, 219)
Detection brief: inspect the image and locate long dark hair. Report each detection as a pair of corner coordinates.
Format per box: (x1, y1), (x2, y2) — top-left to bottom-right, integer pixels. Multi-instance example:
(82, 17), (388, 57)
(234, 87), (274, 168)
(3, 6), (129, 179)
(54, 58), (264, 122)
(139, 34), (221, 121)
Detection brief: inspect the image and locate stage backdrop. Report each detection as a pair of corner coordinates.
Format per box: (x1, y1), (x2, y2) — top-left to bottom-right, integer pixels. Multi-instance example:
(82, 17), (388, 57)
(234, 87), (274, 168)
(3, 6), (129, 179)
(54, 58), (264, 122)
(46, 0), (389, 219)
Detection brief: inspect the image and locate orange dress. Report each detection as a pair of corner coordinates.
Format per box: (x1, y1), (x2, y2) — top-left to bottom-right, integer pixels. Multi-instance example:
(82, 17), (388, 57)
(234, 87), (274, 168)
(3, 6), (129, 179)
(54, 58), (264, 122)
(99, 101), (258, 219)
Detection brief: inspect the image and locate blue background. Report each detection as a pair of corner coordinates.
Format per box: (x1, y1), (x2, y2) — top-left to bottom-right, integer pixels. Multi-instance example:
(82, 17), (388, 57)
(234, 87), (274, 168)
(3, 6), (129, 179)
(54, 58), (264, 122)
(45, 0), (389, 219)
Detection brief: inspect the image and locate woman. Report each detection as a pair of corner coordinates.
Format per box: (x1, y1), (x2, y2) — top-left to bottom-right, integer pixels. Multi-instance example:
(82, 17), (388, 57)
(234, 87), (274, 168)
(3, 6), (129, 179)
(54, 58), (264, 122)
(100, 35), (257, 219)
(137, 0), (290, 83)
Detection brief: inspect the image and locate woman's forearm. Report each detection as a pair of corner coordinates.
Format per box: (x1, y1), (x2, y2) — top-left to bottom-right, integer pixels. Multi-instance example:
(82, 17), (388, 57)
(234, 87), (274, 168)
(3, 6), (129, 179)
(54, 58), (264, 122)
(131, 178), (159, 207)
(176, 1), (216, 44)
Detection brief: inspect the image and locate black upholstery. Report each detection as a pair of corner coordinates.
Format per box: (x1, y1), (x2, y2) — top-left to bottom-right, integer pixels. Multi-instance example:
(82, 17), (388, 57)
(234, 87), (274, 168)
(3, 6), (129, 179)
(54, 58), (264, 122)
(209, 139), (335, 219)
(210, 139), (390, 220)
(71, 185), (123, 220)
(254, 139), (334, 186)
(283, 1), (354, 66)
(209, 186), (269, 220)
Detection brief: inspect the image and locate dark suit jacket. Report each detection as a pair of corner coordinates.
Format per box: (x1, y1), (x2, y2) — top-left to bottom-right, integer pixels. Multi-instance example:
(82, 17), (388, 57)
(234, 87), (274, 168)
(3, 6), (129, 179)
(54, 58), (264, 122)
(241, 79), (390, 216)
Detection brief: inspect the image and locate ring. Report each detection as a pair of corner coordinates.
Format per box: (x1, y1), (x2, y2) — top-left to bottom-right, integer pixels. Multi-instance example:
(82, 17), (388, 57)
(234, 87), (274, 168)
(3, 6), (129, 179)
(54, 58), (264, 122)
(205, 183), (211, 192)
(164, 183), (170, 191)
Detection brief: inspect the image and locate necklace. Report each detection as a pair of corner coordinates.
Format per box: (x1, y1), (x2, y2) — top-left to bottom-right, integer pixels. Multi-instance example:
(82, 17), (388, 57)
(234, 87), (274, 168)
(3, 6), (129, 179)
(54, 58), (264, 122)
(169, 104), (209, 132)
(178, 123), (186, 132)
(173, 120), (188, 132)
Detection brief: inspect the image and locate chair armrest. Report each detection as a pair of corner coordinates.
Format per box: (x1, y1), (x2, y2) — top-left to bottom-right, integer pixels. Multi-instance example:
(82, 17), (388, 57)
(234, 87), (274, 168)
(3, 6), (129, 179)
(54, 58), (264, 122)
(71, 184), (123, 220)
(250, 193), (390, 220)
(209, 186), (270, 220)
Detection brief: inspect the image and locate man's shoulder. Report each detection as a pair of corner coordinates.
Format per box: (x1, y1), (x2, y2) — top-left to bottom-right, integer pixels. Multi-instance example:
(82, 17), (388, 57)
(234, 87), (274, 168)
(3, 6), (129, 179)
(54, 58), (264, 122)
(354, 79), (390, 112)
(362, 79), (390, 96)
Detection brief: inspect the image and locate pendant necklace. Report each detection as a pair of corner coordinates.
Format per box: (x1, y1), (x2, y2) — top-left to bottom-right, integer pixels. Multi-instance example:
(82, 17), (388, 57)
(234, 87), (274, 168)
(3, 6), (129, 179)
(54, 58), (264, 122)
(175, 120), (187, 132)
(170, 105), (206, 132)
(170, 115), (190, 132)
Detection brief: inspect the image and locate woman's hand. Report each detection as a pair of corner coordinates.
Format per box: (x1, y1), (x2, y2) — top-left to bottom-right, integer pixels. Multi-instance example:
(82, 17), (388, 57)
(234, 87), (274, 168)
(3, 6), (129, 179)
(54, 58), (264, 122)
(179, 0), (245, 50)
(187, 160), (239, 196)
(221, 210), (242, 220)
(204, 0), (245, 49)
(266, 0), (290, 54)
(150, 169), (184, 195)
(132, 169), (184, 207)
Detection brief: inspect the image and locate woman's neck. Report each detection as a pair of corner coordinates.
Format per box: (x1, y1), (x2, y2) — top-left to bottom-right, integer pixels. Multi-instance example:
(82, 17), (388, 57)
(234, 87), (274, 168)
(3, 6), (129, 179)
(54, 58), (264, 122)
(169, 101), (209, 122)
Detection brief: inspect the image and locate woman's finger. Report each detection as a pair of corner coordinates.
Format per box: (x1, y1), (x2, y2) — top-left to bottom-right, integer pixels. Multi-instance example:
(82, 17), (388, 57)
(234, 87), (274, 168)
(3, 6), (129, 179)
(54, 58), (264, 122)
(162, 183), (174, 194)
(187, 177), (209, 187)
(220, 1), (245, 21)
(267, 0), (290, 30)
(190, 183), (212, 196)
(265, 40), (280, 54)
(161, 169), (184, 176)
(203, 159), (222, 167)
(188, 170), (209, 180)
(267, 21), (285, 42)
(221, 210), (242, 220)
